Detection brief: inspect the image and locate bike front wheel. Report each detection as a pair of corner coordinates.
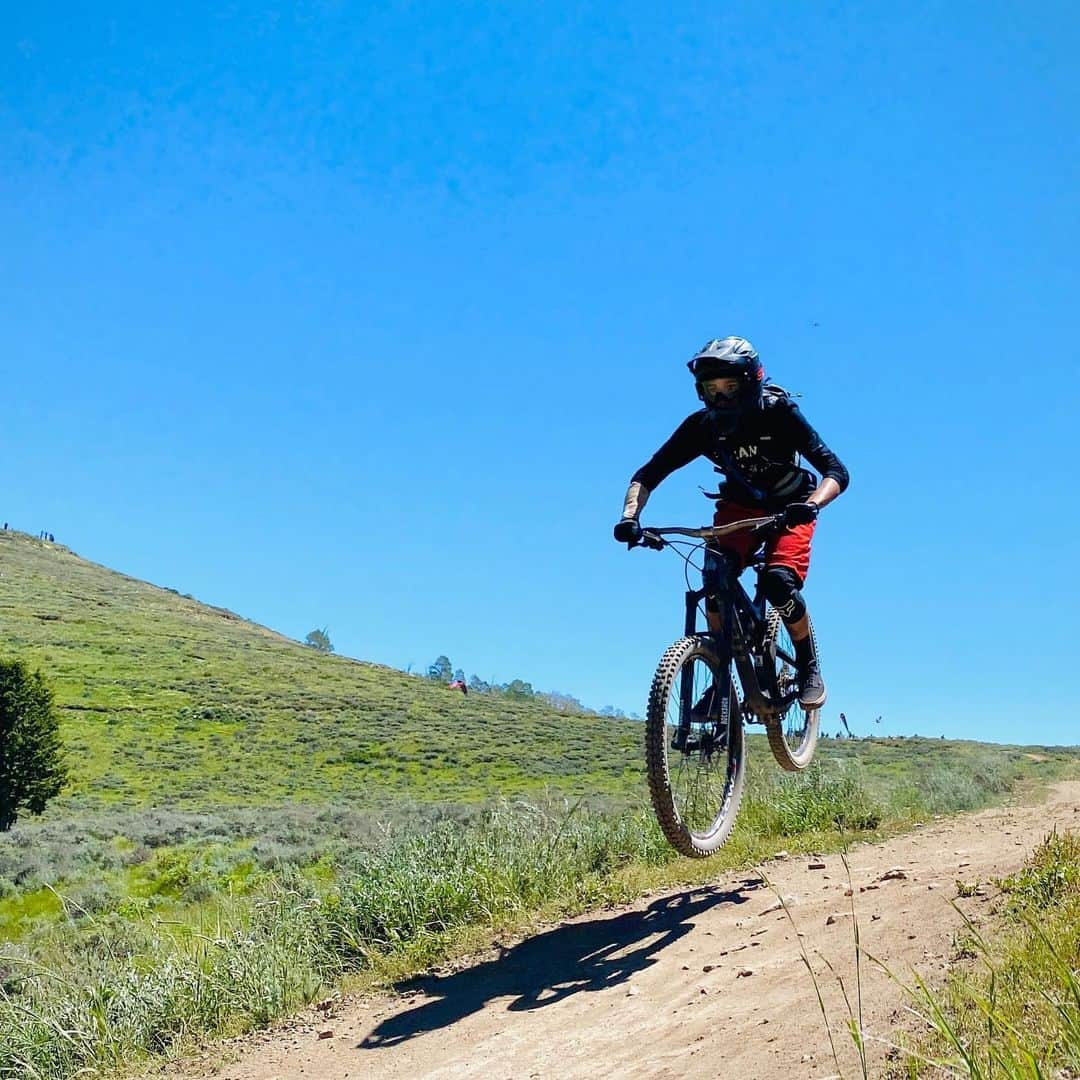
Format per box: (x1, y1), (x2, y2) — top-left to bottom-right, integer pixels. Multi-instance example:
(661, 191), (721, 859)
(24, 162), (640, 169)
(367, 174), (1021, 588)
(645, 635), (746, 858)
(763, 610), (821, 771)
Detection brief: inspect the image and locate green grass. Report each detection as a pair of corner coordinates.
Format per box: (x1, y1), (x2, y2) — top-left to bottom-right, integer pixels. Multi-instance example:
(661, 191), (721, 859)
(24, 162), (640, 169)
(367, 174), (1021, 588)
(2, 760), (1076, 1080)
(0, 529), (642, 814)
(892, 829), (1080, 1078)
(2, 528), (1074, 823)
(0, 775), (1001, 1080)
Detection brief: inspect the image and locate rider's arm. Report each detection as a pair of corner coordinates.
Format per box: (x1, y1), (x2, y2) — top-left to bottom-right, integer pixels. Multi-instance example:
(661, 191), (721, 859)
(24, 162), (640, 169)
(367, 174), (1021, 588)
(807, 476), (843, 510)
(621, 480), (651, 519)
(620, 414), (706, 519)
(780, 402), (849, 509)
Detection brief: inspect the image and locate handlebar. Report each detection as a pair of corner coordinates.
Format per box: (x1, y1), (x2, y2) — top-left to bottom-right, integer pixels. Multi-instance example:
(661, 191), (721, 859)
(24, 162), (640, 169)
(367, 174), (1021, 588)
(637, 514), (784, 550)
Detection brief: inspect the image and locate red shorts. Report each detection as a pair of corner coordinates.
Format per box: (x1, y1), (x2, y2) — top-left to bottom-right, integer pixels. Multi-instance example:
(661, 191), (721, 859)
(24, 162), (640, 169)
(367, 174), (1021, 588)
(711, 503), (815, 582)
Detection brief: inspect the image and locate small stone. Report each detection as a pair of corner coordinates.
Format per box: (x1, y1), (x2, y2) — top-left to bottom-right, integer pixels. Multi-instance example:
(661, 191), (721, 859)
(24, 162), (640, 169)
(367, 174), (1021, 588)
(317, 1029), (334, 1040)
(760, 893), (797, 915)
(871, 913), (881, 921)
(879, 867), (908, 881)
(826, 912), (851, 926)
(808, 861), (827, 870)
(703, 964), (716, 973)
(736, 968), (754, 978)
(626, 985), (639, 996)
(698, 985), (709, 995)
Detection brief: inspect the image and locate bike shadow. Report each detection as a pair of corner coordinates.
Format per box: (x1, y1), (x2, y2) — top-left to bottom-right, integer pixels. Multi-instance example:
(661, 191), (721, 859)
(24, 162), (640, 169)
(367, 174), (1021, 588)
(359, 880), (758, 1051)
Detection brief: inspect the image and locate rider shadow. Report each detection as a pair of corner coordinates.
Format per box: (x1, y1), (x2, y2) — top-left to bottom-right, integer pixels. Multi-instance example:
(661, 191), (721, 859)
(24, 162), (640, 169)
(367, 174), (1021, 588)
(359, 880), (758, 1052)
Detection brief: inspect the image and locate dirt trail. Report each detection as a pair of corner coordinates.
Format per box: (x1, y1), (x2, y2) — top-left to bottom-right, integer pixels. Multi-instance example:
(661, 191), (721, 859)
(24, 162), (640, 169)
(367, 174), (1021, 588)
(183, 783), (1080, 1080)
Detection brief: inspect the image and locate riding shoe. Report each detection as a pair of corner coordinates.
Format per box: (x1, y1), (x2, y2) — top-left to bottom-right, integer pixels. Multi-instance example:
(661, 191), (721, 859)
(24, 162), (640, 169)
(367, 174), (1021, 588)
(797, 661), (827, 710)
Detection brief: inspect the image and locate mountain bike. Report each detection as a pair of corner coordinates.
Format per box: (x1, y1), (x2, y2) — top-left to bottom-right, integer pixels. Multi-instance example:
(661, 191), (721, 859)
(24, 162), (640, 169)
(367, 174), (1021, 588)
(632, 515), (821, 858)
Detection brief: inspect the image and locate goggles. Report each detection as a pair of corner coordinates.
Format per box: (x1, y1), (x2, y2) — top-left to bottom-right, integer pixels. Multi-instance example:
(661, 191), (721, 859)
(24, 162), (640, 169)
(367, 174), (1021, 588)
(697, 376), (742, 405)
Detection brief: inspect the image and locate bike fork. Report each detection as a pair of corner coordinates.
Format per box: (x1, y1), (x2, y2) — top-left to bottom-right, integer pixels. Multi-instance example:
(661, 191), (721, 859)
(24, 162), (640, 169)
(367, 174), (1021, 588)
(674, 589), (731, 752)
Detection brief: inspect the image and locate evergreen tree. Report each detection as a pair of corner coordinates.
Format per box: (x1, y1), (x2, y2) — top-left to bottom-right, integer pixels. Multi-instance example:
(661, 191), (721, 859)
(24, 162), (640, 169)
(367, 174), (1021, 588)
(427, 655), (453, 681)
(0, 660), (68, 832)
(304, 628), (334, 653)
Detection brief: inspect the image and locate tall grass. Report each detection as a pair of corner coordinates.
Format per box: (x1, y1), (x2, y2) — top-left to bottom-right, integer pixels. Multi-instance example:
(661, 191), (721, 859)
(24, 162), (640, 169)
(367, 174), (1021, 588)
(0, 772), (870, 1080)
(1, 750), (1043, 1080)
(893, 830), (1080, 1078)
(0, 802), (670, 1079)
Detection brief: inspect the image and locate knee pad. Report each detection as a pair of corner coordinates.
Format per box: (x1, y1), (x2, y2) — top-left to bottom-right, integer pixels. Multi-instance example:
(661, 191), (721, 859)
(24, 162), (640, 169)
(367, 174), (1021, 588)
(703, 548), (741, 611)
(761, 565), (806, 623)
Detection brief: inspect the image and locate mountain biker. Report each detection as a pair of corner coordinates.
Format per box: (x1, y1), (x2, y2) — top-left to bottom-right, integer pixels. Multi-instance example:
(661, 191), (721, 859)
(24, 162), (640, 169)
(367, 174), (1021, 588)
(613, 337), (849, 708)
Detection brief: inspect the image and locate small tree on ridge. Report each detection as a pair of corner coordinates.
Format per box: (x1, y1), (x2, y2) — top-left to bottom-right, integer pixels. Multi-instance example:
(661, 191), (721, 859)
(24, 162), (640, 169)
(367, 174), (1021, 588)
(304, 628), (334, 653)
(427, 655), (453, 681)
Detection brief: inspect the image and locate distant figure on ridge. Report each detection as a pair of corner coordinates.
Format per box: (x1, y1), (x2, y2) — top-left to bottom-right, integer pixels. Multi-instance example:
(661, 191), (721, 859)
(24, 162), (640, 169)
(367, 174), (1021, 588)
(448, 679), (468, 695)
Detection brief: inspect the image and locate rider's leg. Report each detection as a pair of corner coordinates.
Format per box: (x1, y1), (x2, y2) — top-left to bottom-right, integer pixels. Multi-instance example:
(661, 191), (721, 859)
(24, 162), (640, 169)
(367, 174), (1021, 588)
(760, 563), (826, 709)
(704, 503), (760, 636)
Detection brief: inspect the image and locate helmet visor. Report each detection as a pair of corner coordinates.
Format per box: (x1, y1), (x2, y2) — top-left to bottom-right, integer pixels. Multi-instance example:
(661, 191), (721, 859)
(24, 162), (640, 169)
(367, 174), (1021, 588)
(688, 355), (745, 380)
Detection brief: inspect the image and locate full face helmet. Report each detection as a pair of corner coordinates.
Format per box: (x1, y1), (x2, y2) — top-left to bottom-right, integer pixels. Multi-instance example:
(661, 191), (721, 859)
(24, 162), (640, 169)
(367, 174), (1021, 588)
(686, 337), (763, 430)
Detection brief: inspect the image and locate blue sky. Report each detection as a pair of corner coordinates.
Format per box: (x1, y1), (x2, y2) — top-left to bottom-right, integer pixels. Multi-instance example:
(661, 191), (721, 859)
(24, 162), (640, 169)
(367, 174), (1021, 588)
(3, 2), (1078, 743)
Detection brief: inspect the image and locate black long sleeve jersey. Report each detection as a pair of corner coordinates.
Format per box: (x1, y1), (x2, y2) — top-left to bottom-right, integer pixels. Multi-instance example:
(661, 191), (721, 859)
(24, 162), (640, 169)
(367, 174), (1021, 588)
(631, 386), (850, 510)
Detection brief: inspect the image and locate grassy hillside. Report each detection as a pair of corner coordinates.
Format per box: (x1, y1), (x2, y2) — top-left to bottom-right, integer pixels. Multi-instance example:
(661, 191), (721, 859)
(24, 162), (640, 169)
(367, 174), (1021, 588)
(0, 529), (641, 811)
(3, 524), (1077, 828)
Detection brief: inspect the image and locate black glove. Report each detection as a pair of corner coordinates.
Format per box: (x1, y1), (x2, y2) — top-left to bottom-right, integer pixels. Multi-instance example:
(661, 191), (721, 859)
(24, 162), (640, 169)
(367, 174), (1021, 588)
(613, 518), (642, 546)
(783, 502), (820, 527)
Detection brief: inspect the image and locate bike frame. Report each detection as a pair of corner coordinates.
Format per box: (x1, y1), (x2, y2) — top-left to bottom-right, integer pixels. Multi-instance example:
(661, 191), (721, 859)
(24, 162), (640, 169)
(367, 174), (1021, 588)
(643, 518), (802, 736)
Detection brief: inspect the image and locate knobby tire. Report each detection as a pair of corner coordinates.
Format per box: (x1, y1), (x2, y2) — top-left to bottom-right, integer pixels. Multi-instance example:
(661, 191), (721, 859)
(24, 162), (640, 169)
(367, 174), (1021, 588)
(763, 609), (821, 771)
(645, 635), (746, 858)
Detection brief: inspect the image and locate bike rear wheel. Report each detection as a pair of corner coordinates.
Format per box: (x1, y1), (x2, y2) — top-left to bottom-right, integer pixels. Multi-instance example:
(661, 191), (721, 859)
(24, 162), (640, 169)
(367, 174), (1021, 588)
(645, 635), (746, 858)
(763, 610), (820, 771)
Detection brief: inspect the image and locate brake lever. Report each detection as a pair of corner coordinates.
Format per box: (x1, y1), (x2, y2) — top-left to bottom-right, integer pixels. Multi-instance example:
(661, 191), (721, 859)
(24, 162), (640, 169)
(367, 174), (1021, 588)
(753, 514), (785, 534)
(640, 531), (666, 551)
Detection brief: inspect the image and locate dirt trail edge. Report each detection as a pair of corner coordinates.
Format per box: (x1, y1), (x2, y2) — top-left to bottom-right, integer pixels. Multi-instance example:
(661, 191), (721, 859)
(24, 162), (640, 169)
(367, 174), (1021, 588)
(180, 782), (1080, 1080)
